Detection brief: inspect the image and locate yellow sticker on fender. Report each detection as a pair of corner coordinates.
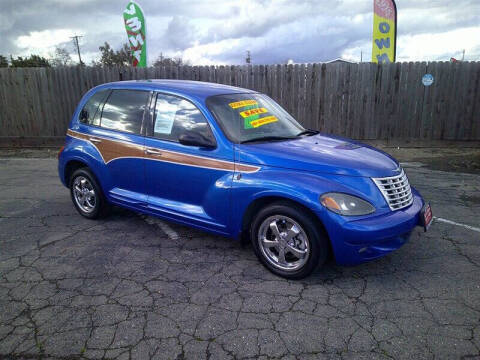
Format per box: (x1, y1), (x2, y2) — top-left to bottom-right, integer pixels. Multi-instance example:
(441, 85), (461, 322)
(239, 107), (268, 118)
(250, 115), (278, 128)
(229, 100), (258, 109)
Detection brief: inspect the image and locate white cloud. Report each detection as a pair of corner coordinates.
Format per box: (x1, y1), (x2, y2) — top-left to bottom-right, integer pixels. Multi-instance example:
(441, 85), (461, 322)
(397, 26), (480, 61)
(181, 39), (242, 65)
(1, 0), (480, 64)
(16, 29), (78, 57)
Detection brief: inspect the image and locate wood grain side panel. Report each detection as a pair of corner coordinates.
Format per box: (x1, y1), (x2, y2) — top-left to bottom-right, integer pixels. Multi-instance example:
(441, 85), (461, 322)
(98, 138), (144, 163)
(66, 129), (260, 173)
(67, 129), (144, 163)
(145, 150), (234, 171)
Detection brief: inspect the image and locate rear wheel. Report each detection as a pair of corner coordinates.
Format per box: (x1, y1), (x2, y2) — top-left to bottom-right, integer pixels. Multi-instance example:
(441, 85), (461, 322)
(70, 168), (109, 219)
(250, 202), (329, 279)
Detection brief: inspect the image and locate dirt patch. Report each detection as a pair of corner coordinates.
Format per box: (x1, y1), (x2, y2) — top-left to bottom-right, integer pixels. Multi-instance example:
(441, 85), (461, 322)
(379, 147), (480, 175)
(0, 148), (58, 158)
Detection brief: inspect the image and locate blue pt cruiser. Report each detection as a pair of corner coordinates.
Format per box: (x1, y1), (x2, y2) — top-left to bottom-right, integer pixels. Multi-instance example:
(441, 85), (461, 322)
(58, 80), (432, 279)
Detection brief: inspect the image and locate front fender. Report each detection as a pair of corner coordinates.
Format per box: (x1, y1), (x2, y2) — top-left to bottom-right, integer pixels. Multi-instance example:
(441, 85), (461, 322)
(231, 166), (367, 237)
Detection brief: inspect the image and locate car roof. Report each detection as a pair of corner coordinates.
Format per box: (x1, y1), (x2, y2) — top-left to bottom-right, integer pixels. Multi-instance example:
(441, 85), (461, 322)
(93, 79), (257, 101)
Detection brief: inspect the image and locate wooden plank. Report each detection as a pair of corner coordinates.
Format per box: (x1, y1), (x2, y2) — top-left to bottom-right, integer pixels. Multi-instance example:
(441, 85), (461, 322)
(304, 64), (313, 129)
(428, 61), (443, 140)
(344, 63), (356, 138)
(471, 62), (480, 140)
(411, 62), (427, 139)
(434, 62), (450, 140)
(0, 70), (9, 135)
(398, 62), (412, 139)
(0, 70), (10, 135)
(390, 62), (403, 139)
(323, 63), (337, 135)
(297, 64), (306, 125)
(225, 65), (231, 86)
(278, 65), (286, 105)
(459, 61), (475, 140)
(265, 65), (273, 98)
(320, 64), (330, 133)
(420, 62), (435, 139)
(260, 65), (267, 94)
(318, 63), (327, 133)
(284, 64), (293, 116)
(339, 63), (349, 137)
(311, 63), (321, 132)
(253, 65), (260, 92)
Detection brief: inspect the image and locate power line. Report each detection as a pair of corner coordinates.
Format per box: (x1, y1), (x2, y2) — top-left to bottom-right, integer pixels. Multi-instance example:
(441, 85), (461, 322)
(71, 35), (83, 66)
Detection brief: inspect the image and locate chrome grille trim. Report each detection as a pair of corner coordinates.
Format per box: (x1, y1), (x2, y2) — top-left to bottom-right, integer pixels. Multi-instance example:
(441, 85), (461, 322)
(372, 170), (413, 211)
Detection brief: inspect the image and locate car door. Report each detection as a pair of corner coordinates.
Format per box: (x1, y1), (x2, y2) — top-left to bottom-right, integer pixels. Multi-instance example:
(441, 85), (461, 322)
(144, 92), (234, 234)
(87, 88), (151, 208)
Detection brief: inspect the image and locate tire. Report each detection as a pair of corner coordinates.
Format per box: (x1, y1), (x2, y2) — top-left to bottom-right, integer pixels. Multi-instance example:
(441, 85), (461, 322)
(69, 168), (110, 219)
(250, 201), (329, 279)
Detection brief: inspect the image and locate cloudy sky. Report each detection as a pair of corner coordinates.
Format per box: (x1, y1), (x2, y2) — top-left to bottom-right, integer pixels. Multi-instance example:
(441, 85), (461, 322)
(1, 0), (479, 65)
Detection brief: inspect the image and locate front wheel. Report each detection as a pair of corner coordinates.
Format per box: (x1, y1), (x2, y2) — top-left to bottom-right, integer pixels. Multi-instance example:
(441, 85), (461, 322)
(250, 202), (329, 279)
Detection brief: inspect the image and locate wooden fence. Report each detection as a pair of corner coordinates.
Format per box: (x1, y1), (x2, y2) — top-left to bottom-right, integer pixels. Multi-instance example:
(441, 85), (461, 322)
(0, 62), (479, 141)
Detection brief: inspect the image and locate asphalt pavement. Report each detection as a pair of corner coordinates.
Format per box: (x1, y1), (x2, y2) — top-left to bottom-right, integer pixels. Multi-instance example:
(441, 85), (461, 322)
(0, 158), (479, 359)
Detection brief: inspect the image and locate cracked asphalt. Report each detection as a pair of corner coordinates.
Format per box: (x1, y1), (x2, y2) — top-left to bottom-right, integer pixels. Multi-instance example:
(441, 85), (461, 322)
(0, 158), (479, 360)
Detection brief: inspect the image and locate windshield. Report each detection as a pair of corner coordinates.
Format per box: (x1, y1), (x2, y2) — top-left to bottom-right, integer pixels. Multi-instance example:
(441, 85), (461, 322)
(206, 93), (305, 143)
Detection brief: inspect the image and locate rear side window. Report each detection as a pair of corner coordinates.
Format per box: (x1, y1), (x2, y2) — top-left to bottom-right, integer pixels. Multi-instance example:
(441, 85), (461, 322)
(100, 90), (150, 135)
(153, 93), (214, 142)
(79, 90), (109, 126)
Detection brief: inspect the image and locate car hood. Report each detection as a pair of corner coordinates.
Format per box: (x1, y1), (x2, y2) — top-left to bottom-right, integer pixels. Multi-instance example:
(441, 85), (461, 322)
(236, 134), (400, 177)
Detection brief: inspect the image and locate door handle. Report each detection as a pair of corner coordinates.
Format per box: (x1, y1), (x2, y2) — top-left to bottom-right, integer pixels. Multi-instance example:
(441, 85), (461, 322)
(89, 137), (102, 144)
(145, 148), (162, 155)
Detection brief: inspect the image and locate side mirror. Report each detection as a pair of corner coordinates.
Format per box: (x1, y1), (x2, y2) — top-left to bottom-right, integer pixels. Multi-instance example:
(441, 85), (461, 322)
(178, 130), (216, 148)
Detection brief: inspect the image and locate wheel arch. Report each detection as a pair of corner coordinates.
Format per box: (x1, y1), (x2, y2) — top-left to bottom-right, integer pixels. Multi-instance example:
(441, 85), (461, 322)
(64, 159), (89, 185)
(64, 158), (104, 192)
(240, 195), (332, 255)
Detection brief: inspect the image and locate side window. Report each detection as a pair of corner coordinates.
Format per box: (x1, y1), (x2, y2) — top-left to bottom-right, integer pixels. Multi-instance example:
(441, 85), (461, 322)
(153, 93), (214, 142)
(100, 90), (150, 135)
(79, 90), (109, 126)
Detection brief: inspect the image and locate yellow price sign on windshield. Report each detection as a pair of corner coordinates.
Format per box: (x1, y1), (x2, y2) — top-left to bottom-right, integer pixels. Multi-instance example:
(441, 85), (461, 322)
(229, 100), (258, 109)
(240, 107), (268, 118)
(250, 116), (278, 128)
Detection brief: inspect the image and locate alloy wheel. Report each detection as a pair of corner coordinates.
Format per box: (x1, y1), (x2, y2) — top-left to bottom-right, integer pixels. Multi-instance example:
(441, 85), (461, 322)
(258, 215), (310, 271)
(72, 176), (97, 213)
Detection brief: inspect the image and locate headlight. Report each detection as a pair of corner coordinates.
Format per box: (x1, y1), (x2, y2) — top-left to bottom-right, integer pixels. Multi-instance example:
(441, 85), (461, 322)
(320, 192), (375, 216)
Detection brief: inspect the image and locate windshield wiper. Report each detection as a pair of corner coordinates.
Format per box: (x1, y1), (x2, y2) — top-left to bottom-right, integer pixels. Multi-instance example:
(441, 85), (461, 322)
(296, 129), (319, 137)
(240, 136), (297, 144)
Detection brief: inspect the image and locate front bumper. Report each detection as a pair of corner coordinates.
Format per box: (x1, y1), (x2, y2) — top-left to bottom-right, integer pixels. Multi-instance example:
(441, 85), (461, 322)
(321, 188), (424, 265)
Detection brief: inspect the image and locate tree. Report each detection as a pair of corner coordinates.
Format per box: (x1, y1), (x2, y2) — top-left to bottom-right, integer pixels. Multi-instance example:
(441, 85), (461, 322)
(51, 47), (72, 66)
(0, 55), (8, 67)
(98, 42), (132, 66)
(153, 53), (189, 67)
(10, 55), (50, 67)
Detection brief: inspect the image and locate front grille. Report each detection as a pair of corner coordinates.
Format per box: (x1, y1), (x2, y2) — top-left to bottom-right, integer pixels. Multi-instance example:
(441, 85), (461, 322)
(372, 170), (413, 211)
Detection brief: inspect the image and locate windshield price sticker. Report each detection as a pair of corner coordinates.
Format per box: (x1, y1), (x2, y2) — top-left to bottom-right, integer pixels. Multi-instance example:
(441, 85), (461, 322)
(229, 100), (258, 109)
(250, 115), (278, 128)
(240, 107), (268, 118)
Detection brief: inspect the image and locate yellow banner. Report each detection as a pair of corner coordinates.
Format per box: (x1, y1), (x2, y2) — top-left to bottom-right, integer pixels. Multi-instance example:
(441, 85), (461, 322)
(250, 116), (278, 128)
(240, 107), (268, 118)
(229, 100), (258, 109)
(372, 0), (396, 63)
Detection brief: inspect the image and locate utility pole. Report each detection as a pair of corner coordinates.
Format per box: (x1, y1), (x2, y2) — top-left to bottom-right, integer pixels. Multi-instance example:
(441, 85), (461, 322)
(461, 49), (465, 61)
(246, 50), (251, 64)
(360, 50), (363, 62)
(71, 35), (83, 66)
